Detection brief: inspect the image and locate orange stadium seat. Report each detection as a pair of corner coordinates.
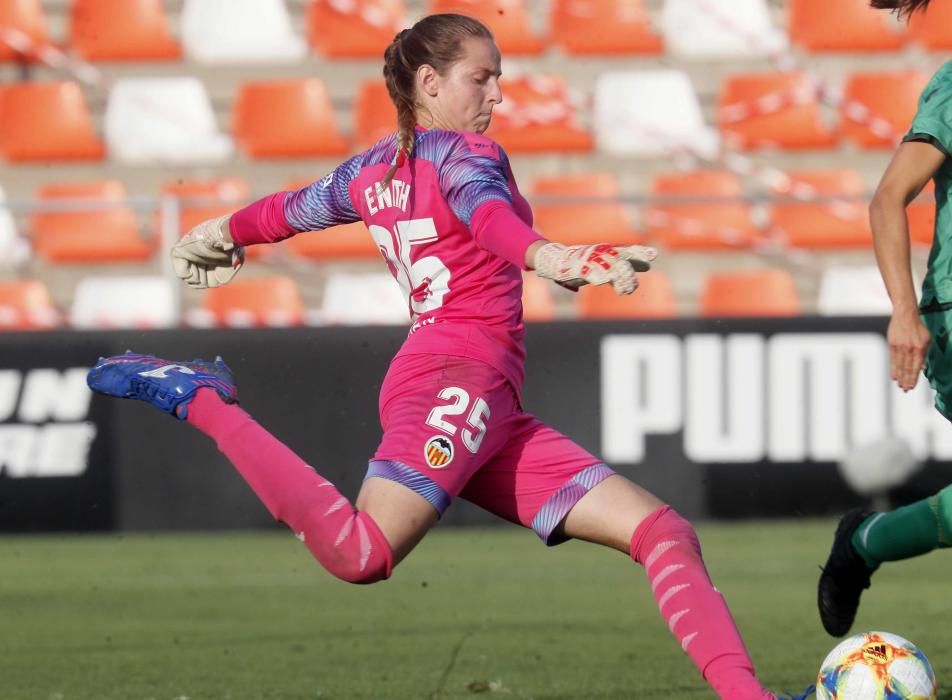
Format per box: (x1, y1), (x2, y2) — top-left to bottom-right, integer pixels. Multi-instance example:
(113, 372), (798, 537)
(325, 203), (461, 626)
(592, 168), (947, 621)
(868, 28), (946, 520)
(699, 269), (801, 317)
(308, 0), (406, 58)
(159, 178), (250, 235)
(647, 171), (760, 250)
(487, 75), (592, 153)
(68, 0), (180, 61)
(0, 279), (60, 330)
(427, 0), (544, 55)
(768, 169), (871, 249)
(789, 0), (906, 51)
(286, 222), (379, 260)
(0, 81), (104, 161)
(233, 78), (349, 158)
(354, 80), (398, 149)
(577, 270), (677, 320)
(718, 72), (837, 151)
(0, 0), (49, 62)
(31, 180), (153, 263)
(521, 274), (555, 322)
(908, 2), (952, 50)
(549, 0), (663, 55)
(531, 173), (642, 246)
(201, 276), (305, 327)
(840, 70), (930, 149)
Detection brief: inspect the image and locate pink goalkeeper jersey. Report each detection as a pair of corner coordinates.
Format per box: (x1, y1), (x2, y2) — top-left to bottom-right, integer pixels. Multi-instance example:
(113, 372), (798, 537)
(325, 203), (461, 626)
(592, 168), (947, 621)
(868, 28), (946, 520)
(243, 127), (541, 392)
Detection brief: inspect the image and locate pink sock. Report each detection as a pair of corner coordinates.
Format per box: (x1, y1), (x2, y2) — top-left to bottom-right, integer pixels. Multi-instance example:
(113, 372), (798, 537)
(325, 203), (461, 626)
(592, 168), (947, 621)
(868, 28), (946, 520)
(186, 388), (392, 583)
(630, 506), (771, 700)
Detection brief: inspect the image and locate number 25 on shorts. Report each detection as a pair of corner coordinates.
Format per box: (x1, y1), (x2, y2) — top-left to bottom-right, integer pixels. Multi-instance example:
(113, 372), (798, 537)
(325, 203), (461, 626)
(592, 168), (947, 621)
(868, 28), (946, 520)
(425, 386), (490, 454)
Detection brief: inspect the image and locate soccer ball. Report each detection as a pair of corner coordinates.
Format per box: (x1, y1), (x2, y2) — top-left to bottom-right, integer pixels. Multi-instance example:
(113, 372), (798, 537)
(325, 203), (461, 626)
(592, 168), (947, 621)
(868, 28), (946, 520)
(816, 631), (936, 699)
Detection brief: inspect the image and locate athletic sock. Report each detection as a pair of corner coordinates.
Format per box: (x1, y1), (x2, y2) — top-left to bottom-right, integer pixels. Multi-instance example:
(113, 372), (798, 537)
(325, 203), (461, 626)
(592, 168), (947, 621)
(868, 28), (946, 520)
(851, 485), (952, 568)
(630, 506), (772, 700)
(185, 388), (392, 582)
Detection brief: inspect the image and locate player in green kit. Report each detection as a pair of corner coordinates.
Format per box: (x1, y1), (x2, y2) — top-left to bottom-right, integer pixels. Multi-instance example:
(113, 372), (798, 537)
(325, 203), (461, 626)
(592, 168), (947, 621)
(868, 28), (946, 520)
(818, 0), (951, 638)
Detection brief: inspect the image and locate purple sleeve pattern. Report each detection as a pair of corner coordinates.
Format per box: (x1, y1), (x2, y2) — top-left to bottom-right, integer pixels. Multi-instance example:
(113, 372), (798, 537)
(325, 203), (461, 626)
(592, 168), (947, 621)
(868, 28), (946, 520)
(438, 138), (514, 226)
(283, 153), (364, 232)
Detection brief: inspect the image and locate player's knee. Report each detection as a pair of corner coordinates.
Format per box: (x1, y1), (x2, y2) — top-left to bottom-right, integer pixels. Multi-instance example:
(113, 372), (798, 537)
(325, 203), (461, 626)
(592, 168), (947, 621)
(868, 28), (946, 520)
(629, 505), (700, 565)
(933, 485), (952, 544)
(313, 512), (394, 585)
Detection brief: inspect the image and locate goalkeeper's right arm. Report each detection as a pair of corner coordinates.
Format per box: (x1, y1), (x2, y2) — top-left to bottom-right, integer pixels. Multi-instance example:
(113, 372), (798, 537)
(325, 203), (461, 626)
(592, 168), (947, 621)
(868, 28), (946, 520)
(171, 215), (244, 289)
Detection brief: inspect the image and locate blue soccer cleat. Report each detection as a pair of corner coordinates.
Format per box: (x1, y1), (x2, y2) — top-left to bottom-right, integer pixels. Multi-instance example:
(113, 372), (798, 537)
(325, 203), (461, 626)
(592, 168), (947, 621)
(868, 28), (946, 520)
(87, 351), (238, 420)
(774, 685), (815, 700)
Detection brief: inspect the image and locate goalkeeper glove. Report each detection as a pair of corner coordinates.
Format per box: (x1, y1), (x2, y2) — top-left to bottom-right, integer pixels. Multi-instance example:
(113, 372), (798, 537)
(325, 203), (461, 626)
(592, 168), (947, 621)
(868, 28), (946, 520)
(533, 242), (656, 294)
(171, 215), (245, 289)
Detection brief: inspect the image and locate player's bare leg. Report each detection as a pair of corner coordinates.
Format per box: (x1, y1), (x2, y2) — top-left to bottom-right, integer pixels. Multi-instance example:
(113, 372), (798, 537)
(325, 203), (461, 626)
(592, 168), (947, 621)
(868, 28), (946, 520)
(558, 475), (795, 700)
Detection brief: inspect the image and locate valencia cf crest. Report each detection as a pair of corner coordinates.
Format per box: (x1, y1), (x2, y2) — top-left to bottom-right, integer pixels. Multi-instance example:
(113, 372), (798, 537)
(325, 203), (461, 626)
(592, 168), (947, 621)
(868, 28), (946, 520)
(424, 435), (454, 468)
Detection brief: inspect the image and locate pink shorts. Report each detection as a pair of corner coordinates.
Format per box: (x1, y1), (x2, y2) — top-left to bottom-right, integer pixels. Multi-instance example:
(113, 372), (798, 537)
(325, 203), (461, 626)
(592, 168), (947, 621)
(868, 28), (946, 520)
(368, 354), (615, 545)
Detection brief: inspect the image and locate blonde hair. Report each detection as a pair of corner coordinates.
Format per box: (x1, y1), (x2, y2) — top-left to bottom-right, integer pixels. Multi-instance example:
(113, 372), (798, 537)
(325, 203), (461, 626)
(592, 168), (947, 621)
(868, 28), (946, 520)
(380, 13), (494, 184)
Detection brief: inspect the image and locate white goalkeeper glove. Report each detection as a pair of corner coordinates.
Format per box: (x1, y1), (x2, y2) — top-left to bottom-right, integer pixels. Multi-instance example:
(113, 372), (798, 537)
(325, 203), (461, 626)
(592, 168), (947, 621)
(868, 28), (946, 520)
(171, 215), (245, 289)
(533, 242), (657, 294)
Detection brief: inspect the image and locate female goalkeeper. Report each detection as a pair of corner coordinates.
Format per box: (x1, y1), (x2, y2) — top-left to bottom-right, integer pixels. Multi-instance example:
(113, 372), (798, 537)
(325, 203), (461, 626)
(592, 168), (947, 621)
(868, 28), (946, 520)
(818, 0), (952, 639)
(88, 13), (807, 699)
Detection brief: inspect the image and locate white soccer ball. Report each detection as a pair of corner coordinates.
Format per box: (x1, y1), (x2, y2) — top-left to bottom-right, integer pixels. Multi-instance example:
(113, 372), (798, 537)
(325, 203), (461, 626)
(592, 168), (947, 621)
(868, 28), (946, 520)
(816, 631), (936, 699)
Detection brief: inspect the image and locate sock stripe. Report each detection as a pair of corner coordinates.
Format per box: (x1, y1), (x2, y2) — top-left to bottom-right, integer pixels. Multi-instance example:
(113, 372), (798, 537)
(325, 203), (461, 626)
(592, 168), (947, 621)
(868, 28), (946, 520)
(650, 563), (685, 593)
(658, 583), (691, 610)
(681, 632), (698, 651)
(667, 608), (690, 632)
(645, 540), (681, 570)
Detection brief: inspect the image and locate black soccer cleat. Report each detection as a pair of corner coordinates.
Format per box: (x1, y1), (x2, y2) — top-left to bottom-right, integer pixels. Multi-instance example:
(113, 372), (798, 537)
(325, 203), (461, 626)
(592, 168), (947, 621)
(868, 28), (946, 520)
(817, 508), (878, 637)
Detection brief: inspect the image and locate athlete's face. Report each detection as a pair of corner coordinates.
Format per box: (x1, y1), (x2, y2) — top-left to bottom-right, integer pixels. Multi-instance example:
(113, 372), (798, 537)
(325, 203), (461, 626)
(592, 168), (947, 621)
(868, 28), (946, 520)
(417, 37), (503, 134)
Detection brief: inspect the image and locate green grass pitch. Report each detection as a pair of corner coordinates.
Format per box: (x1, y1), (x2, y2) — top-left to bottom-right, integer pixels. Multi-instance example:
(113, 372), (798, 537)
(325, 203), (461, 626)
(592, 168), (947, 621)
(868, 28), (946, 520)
(0, 519), (947, 699)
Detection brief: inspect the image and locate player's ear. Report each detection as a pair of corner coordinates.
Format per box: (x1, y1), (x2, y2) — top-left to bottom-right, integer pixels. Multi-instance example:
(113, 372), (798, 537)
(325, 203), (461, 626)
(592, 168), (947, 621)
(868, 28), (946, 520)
(417, 64), (440, 98)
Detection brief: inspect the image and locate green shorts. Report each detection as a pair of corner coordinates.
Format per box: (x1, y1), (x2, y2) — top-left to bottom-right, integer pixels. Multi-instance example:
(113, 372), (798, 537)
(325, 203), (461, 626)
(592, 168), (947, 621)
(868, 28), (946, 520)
(922, 307), (952, 422)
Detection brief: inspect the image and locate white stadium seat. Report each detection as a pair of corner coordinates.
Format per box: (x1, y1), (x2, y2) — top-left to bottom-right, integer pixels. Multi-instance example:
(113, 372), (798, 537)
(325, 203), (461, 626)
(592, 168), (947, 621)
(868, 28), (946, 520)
(69, 276), (178, 329)
(594, 69), (719, 158)
(104, 77), (234, 165)
(817, 266), (913, 316)
(661, 0), (788, 57)
(181, 0), (307, 64)
(0, 186), (29, 267)
(319, 272), (409, 325)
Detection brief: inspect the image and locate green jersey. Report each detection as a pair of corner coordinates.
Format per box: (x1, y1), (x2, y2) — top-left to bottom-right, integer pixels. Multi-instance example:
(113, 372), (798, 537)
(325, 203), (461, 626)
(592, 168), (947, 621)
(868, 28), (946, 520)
(904, 60), (952, 305)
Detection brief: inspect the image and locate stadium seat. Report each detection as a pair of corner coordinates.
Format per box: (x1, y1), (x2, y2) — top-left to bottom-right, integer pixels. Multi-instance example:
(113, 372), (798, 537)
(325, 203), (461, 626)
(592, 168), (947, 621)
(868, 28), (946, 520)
(530, 173), (641, 246)
(0, 0), (50, 62)
(0, 185), (29, 267)
(0, 279), (59, 330)
(104, 77), (233, 164)
(647, 171), (760, 250)
(69, 0), (180, 61)
(488, 75), (592, 153)
(0, 81), (104, 161)
(840, 70), (930, 149)
(427, 0), (544, 55)
(718, 72), (837, 151)
(789, 0), (906, 51)
(594, 70), (718, 158)
(816, 266), (896, 316)
(307, 0), (406, 58)
(159, 178), (250, 235)
(233, 78), (349, 158)
(31, 180), (153, 263)
(286, 221), (379, 260)
(577, 270), (677, 320)
(69, 276), (177, 329)
(182, 0), (306, 64)
(699, 269), (801, 317)
(197, 276), (305, 327)
(354, 80), (397, 149)
(908, 182), (935, 247)
(319, 272), (407, 325)
(521, 273), (556, 322)
(661, 0), (787, 57)
(549, 0), (663, 55)
(767, 169), (871, 249)
(908, 2), (952, 50)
